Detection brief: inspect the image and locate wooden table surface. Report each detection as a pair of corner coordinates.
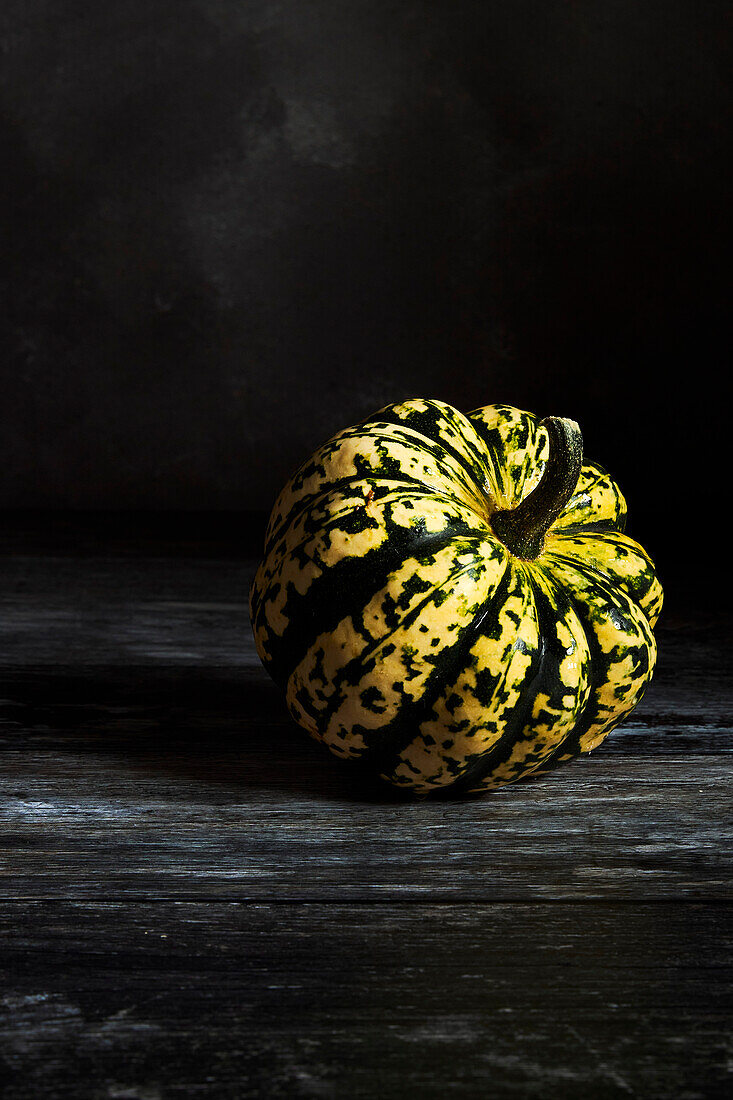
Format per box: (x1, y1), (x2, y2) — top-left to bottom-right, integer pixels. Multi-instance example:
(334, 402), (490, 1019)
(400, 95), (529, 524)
(1, 526), (731, 1098)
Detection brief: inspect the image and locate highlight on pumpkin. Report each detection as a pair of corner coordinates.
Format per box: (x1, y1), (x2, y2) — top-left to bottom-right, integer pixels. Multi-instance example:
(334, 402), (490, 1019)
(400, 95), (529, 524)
(250, 398), (662, 796)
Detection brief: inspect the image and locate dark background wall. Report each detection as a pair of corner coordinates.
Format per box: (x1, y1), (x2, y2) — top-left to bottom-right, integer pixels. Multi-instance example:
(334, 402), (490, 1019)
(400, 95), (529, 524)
(1, 2), (730, 575)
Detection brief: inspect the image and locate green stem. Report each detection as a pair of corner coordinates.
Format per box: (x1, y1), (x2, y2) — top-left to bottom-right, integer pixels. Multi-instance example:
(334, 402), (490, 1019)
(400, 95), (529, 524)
(489, 417), (583, 560)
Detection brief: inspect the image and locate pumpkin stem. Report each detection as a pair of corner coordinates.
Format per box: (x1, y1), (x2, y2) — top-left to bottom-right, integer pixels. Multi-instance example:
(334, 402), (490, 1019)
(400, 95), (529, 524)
(489, 417), (583, 560)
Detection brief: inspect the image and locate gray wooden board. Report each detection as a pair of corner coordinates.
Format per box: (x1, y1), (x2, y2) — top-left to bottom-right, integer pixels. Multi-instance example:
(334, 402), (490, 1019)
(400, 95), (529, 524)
(1, 902), (731, 1100)
(0, 556), (731, 902)
(0, 743), (731, 901)
(0, 550), (731, 1095)
(1, 554), (730, 729)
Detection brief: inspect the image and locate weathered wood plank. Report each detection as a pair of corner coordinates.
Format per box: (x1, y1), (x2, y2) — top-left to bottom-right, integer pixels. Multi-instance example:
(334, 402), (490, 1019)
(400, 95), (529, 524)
(1, 534), (728, 1094)
(1, 556), (729, 748)
(1, 747), (730, 900)
(1, 553), (730, 902)
(0, 556), (256, 666)
(1, 659), (731, 759)
(1, 901), (731, 1099)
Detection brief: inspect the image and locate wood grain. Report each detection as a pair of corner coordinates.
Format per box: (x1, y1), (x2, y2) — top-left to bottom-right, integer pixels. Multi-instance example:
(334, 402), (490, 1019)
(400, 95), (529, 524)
(1, 554), (729, 733)
(0, 546), (730, 1096)
(1, 902), (731, 1100)
(0, 743), (730, 901)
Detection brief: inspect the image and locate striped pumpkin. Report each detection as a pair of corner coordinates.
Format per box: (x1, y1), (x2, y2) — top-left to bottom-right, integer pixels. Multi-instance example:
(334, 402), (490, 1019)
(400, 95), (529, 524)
(250, 399), (662, 795)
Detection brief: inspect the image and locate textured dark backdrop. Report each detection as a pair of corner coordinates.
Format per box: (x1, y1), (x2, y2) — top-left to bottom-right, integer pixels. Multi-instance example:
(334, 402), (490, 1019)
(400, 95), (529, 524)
(1, 2), (730, 574)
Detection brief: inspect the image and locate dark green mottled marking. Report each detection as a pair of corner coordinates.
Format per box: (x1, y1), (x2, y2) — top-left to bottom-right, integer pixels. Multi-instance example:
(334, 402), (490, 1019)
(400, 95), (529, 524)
(252, 398), (661, 796)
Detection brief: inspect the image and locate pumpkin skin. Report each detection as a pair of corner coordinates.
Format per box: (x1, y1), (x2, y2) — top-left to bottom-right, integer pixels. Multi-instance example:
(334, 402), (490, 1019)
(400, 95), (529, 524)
(250, 399), (662, 795)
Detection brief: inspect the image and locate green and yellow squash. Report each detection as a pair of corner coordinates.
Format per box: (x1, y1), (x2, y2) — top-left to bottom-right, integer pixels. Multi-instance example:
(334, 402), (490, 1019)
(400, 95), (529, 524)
(250, 399), (662, 795)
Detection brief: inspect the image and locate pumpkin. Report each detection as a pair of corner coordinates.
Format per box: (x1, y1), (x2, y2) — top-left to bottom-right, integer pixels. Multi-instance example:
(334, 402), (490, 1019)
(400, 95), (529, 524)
(250, 399), (662, 795)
